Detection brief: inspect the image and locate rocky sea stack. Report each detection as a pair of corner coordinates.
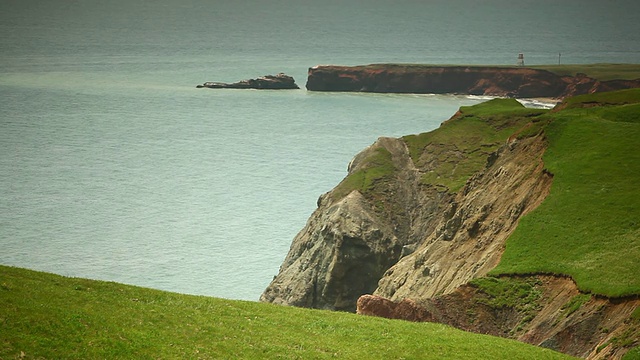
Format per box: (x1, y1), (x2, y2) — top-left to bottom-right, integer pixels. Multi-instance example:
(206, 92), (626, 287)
(197, 73), (299, 90)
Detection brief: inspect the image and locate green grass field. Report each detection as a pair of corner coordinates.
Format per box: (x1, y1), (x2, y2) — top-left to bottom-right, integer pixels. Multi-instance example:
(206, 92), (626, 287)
(491, 89), (640, 297)
(0, 266), (575, 359)
(356, 63), (640, 81)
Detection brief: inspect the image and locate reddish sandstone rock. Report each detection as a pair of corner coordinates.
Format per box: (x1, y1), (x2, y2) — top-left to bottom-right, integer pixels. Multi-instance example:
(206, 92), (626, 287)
(356, 294), (433, 322)
(306, 65), (567, 97)
(357, 279), (640, 360)
(306, 64), (640, 98)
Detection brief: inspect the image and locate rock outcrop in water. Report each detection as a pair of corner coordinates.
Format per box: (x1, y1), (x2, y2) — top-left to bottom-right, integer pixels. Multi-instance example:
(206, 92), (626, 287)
(197, 73), (299, 89)
(305, 64), (640, 98)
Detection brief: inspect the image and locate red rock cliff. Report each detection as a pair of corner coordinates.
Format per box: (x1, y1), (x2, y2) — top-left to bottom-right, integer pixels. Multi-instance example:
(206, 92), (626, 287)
(306, 64), (640, 98)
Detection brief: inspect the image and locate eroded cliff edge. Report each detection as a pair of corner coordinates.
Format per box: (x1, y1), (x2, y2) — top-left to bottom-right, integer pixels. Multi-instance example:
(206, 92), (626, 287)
(260, 93), (640, 359)
(306, 64), (640, 98)
(261, 99), (551, 311)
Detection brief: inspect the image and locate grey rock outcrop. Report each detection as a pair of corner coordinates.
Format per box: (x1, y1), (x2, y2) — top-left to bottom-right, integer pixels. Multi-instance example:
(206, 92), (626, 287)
(260, 136), (452, 311)
(260, 134), (460, 311)
(260, 190), (400, 312)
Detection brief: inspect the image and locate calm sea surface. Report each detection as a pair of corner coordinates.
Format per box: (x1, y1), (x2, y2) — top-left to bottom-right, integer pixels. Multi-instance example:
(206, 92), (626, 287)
(1, 0), (639, 300)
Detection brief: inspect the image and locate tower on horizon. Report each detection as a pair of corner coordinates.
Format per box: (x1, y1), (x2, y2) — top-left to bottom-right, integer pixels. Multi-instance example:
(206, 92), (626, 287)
(517, 53), (525, 67)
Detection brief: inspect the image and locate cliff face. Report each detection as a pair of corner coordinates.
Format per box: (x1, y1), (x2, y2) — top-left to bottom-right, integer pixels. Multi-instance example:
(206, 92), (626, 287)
(259, 188), (402, 311)
(261, 99), (548, 310)
(305, 64), (640, 98)
(260, 137), (451, 311)
(374, 132), (552, 301)
(359, 277), (640, 360)
(261, 95), (640, 359)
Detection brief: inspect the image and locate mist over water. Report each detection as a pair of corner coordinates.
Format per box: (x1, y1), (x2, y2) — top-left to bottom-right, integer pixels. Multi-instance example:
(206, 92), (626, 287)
(1, 0), (639, 300)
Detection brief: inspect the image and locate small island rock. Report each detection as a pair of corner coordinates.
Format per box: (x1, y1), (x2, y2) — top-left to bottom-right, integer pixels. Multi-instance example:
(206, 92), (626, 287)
(197, 73), (299, 90)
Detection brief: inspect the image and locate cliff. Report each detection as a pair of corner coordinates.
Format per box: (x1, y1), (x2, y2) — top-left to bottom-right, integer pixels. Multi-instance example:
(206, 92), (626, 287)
(305, 64), (640, 98)
(261, 90), (640, 359)
(261, 99), (551, 311)
(358, 277), (640, 360)
(260, 137), (417, 311)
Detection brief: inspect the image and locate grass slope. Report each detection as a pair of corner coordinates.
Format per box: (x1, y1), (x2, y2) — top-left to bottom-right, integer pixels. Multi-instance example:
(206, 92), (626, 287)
(492, 89), (640, 297)
(403, 98), (545, 193)
(331, 146), (395, 201)
(0, 266), (575, 360)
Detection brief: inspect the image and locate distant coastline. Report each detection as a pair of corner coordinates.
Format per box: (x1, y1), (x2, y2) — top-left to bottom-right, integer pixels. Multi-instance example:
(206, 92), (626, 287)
(305, 64), (640, 99)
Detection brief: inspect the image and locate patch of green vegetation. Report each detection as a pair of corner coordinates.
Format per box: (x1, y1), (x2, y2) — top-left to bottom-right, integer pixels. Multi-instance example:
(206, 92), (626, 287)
(612, 328), (640, 349)
(513, 116), (552, 139)
(469, 277), (542, 312)
(469, 277), (543, 336)
(600, 323), (640, 360)
(558, 88), (640, 110)
(623, 346), (640, 360)
(491, 89), (640, 297)
(532, 63), (640, 81)
(560, 294), (591, 316)
(0, 266), (576, 360)
(402, 98), (546, 193)
(632, 306), (640, 321)
(331, 146), (395, 201)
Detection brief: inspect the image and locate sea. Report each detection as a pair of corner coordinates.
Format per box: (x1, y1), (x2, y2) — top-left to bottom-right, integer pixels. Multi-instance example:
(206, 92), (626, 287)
(1, 0), (639, 301)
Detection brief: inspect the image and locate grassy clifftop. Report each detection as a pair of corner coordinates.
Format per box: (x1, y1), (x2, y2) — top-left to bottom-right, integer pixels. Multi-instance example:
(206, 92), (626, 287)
(532, 63), (640, 81)
(492, 89), (640, 297)
(403, 99), (545, 193)
(331, 63), (640, 81)
(0, 265), (574, 359)
(324, 89), (640, 298)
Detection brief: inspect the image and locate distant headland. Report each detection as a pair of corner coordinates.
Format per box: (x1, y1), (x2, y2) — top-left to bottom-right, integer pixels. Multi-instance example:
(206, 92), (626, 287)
(305, 63), (640, 98)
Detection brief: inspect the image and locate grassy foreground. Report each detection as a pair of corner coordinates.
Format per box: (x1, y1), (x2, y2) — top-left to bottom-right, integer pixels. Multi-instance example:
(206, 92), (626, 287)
(492, 89), (640, 297)
(0, 266), (575, 360)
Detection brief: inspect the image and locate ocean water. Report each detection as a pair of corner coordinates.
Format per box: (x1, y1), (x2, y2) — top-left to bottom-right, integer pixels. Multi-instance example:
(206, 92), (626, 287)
(1, 0), (639, 300)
